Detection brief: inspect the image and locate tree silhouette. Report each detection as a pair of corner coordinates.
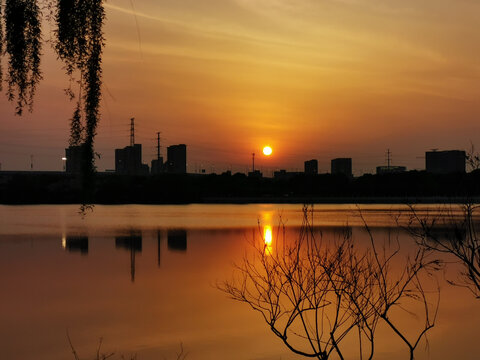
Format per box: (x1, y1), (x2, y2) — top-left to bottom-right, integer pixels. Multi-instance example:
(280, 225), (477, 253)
(219, 206), (440, 360)
(0, 0), (105, 185)
(3, 0), (42, 115)
(407, 203), (480, 299)
(466, 143), (480, 172)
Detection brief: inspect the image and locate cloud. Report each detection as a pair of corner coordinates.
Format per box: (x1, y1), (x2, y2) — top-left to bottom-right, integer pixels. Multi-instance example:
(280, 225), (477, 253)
(104, 3), (306, 50)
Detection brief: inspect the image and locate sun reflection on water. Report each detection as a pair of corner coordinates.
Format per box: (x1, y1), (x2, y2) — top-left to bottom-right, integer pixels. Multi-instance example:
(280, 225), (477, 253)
(264, 225), (273, 255)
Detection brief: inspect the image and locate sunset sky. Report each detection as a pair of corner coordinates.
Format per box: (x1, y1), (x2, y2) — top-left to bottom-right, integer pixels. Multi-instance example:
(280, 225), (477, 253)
(1, 0), (480, 175)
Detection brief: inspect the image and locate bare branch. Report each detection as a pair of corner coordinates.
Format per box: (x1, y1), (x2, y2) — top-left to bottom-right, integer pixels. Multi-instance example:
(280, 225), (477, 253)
(219, 205), (440, 360)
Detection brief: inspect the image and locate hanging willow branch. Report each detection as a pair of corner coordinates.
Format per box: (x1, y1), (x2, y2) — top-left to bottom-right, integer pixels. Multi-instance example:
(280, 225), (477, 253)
(55, 0), (105, 180)
(0, 1), (4, 91)
(69, 101), (83, 146)
(55, 0), (87, 146)
(83, 0), (104, 178)
(1, 0), (105, 200)
(4, 0), (43, 115)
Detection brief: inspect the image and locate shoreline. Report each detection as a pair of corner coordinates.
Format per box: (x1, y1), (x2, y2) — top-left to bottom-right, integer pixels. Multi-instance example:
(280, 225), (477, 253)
(2, 170), (480, 205)
(2, 196), (479, 205)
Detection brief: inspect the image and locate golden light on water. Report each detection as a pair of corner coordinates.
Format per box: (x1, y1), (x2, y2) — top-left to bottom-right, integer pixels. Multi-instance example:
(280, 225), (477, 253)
(264, 225), (273, 255)
(263, 146), (272, 156)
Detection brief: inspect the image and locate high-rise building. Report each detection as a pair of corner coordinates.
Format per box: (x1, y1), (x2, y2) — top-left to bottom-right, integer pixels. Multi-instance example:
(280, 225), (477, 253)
(426, 150), (466, 174)
(304, 159), (318, 175)
(115, 144), (149, 175)
(167, 144), (187, 174)
(331, 158), (353, 178)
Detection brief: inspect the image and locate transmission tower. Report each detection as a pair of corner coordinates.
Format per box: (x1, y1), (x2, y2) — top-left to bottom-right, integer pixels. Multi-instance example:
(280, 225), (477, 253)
(156, 132), (161, 160)
(130, 117), (135, 146)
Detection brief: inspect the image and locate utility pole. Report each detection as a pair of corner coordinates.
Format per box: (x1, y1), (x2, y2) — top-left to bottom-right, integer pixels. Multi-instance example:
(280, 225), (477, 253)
(252, 152), (255, 172)
(386, 149), (391, 170)
(130, 117), (135, 146)
(30, 155), (34, 170)
(156, 132), (161, 160)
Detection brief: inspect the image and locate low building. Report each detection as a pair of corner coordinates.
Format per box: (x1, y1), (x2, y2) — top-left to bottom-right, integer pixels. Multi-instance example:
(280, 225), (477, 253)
(304, 159), (318, 175)
(273, 170), (302, 180)
(331, 158), (352, 178)
(376, 166), (407, 175)
(248, 170), (263, 178)
(426, 150), (466, 174)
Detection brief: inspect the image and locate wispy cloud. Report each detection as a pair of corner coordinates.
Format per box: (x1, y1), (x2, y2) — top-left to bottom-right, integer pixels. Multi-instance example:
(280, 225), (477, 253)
(104, 3), (309, 50)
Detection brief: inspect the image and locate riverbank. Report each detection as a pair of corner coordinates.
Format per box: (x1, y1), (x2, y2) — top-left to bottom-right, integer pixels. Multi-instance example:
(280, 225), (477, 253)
(1, 170), (479, 204)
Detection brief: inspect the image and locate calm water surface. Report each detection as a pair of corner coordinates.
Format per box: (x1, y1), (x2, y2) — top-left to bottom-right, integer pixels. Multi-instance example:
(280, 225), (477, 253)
(0, 204), (479, 360)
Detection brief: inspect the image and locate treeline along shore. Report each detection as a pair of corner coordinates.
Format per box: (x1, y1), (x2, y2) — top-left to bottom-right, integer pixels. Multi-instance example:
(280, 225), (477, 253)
(1, 170), (480, 204)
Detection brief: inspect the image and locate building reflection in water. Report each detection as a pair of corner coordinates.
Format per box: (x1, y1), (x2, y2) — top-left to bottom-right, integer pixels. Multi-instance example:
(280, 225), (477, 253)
(115, 233), (142, 282)
(59, 229), (189, 281)
(62, 235), (89, 255)
(167, 229), (187, 252)
(427, 226), (466, 243)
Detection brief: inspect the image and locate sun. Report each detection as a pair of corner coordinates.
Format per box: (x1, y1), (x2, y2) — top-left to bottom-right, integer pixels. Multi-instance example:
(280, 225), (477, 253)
(263, 146), (273, 156)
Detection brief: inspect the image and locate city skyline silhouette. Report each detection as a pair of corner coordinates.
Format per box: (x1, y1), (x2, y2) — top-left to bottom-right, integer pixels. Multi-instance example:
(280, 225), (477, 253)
(1, 1), (479, 176)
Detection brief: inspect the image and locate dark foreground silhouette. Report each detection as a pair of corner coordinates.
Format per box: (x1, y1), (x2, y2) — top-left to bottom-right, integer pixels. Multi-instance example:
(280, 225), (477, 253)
(1, 170), (480, 204)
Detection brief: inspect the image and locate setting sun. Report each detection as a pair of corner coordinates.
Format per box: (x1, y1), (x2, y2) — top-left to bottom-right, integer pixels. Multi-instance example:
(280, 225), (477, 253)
(263, 146), (273, 156)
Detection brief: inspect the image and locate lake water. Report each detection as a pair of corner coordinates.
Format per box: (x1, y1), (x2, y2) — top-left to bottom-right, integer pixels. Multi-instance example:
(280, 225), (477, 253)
(0, 204), (479, 360)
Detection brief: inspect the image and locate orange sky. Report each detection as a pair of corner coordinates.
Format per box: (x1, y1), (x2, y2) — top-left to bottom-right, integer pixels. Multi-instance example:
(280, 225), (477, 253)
(1, 0), (480, 174)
